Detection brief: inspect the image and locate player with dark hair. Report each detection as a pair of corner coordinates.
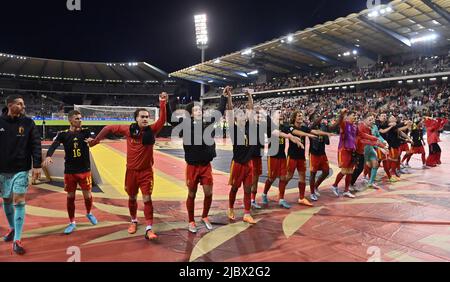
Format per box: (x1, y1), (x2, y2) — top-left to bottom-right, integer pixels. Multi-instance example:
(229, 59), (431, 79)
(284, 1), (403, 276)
(401, 119), (427, 168)
(89, 92), (167, 240)
(178, 88), (228, 233)
(0, 95), (42, 255)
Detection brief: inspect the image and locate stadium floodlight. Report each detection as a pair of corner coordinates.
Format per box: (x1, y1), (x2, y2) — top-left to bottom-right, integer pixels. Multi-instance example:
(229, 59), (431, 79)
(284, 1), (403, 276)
(191, 67), (196, 71)
(352, 50), (358, 55)
(241, 49), (253, 56)
(432, 20), (440, 25)
(194, 14), (208, 48)
(208, 80), (214, 83)
(194, 13), (208, 100)
(442, 77), (448, 80)
(343, 51), (351, 56)
(410, 33), (438, 44)
(214, 59), (221, 64)
(247, 70), (258, 75)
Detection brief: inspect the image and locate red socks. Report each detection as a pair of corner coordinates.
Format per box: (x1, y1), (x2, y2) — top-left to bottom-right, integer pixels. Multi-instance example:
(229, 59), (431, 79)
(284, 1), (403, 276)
(298, 182), (306, 199)
(128, 199), (138, 221)
(279, 180), (287, 200)
(144, 201), (153, 226)
(186, 196), (195, 223)
(202, 195), (213, 219)
(67, 197), (75, 222)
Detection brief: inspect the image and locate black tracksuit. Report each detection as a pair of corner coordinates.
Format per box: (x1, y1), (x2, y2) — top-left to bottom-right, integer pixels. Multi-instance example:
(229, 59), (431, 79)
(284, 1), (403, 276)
(177, 96), (227, 166)
(0, 114), (42, 174)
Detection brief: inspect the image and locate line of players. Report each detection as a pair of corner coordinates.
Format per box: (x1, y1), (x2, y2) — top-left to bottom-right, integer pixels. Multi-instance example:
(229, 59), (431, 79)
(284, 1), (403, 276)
(1, 89), (447, 255)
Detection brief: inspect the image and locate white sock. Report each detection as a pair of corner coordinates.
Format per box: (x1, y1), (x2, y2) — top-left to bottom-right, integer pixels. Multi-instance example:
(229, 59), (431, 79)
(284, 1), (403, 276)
(146, 225), (152, 231)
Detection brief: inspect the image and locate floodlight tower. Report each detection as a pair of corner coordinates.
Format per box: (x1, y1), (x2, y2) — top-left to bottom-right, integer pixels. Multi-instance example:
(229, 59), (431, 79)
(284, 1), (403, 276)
(194, 14), (208, 99)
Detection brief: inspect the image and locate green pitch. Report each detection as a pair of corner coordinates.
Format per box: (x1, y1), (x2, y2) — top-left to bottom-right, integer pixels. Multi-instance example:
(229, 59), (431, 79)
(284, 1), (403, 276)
(33, 120), (135, 126)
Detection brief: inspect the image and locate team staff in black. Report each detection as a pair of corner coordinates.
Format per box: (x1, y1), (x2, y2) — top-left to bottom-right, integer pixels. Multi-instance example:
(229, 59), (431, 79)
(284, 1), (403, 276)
(43, 110), (98, 235)
(0, 95), (42, 255)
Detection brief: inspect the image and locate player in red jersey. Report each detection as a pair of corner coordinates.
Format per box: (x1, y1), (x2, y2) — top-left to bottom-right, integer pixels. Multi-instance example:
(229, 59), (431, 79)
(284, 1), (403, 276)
(89, 92), (167, 240)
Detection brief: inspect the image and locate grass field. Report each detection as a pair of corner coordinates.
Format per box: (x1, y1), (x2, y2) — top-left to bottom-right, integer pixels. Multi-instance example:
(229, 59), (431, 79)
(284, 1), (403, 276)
(33, 120), (135, 126)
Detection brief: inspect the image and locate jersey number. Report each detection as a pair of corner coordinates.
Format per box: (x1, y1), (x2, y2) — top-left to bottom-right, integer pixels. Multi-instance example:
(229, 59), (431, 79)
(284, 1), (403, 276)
(73, 149), (81, 158)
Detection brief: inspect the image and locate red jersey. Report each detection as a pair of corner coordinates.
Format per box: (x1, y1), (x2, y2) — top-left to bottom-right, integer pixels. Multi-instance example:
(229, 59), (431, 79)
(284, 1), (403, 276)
(93, 100), (166, 171)
(424, 118), (447, 144)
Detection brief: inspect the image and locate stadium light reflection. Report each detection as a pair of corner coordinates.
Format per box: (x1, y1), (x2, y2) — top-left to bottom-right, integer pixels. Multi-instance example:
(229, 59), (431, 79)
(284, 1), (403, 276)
(410, 33), (438, 44)
(241, 49), (253, 56)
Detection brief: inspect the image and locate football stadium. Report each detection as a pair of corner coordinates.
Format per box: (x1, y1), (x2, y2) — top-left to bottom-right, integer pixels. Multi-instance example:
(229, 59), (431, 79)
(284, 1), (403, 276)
(0, 0), (449, 265)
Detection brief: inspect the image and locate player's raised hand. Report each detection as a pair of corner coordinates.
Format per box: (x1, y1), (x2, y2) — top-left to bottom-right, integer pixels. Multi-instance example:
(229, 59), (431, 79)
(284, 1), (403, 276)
(159, 92), (168, 102)
(223, 86), (230, 96)
(42, 157), (53, 168)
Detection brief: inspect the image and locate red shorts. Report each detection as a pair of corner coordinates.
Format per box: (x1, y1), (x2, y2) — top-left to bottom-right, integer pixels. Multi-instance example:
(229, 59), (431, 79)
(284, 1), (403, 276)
(186, 163), (213, 190)
(389, 147), (400, 161)
(64, 172), (92, 192)
(287, 157), (306, 175)
(338, 149), (353, 169)
(399, 143), (410, 152)
(409, 146), (425, 155)
(309, 154), (330, 173)
(377, 148), (387, 161)
(252, 157), (262, 177)
(268, 157), (287, 179)
(125, 169), (153, 196)
(229, 160), (253, 187)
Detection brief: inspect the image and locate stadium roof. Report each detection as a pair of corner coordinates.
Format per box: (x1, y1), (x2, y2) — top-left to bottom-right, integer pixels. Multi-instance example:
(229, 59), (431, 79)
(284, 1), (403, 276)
(0, 53), (170, 84)
(170, 0), (450, 85)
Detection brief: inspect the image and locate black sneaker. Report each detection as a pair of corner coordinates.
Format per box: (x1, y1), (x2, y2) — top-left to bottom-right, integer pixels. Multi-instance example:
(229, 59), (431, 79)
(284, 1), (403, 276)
(3, 229), (15, 242)
(13, 240), (26, 255)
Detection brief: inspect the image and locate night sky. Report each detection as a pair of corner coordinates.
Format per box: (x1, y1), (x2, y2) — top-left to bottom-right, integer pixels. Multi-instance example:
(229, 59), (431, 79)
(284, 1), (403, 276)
(0, 0), (375, 73)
